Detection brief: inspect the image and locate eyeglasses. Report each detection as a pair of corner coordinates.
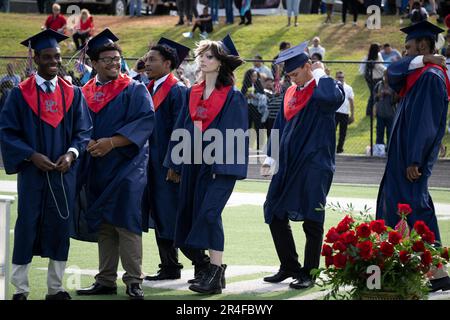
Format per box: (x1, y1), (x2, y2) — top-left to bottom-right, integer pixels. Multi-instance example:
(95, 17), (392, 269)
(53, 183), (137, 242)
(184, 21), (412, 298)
(98, 56), (121, 65)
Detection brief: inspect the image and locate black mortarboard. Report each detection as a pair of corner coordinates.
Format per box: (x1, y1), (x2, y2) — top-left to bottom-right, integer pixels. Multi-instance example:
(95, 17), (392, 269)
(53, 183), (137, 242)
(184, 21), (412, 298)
(274, 40), (309, 73)
(20, 29), (68, 51)
(221, 34), (239, 56)
(157, 37), (190, 69)
(86, 28), (119, 57)
(401, 20), (445, 42)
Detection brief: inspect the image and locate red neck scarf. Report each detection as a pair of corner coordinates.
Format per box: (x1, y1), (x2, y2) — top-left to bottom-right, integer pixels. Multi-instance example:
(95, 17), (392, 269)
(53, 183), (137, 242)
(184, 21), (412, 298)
(399, 64), (450, 99)
(19, 75), (74, 128)
(82, 73), (131, 113)
(189, 81), (232, 132)
(283, 80), (316, 121)
(147, 73), (179, 112)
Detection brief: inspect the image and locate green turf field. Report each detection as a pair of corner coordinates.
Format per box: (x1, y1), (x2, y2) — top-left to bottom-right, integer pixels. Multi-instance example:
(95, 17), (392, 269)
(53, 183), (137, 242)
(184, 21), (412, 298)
(3, 180), (450, 300)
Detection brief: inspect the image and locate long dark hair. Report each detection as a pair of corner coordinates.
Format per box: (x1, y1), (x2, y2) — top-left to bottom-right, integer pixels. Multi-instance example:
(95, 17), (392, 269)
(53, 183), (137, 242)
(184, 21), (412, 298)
(194, 40), (244, 88)
(241, 69), (264, 95)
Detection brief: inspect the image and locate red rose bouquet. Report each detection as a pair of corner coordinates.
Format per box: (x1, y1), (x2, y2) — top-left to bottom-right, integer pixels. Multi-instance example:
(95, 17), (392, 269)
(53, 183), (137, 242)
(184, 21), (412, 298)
(313, 203), (449, 300)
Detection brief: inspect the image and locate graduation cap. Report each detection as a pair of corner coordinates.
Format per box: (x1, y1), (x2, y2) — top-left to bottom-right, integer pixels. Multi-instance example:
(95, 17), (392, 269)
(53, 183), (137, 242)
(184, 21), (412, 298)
(221, 34), (239, 57)
(157, 37), (190, 69)
(86, 28), (119, 57)
(20, 29), (68, 52)
(274, 40), (310, 73)
(401, 20), (445, 42)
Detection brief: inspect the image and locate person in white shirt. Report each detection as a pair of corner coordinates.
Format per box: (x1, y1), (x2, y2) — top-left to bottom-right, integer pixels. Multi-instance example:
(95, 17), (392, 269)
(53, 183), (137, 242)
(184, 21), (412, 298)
(253, 55), (274, 80)
(308, 37), (326, 60)
(361, 43), (386, 116)
(335, 71), (355, 154)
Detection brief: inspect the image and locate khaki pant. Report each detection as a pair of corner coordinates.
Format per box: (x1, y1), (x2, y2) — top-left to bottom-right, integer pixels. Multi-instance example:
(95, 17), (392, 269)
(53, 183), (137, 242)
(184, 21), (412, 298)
(95, 223), (144, 287)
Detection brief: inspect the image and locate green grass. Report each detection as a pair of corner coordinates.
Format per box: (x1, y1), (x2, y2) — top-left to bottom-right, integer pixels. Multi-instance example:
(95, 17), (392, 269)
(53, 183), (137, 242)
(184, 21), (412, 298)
(4, 180), (450, 299)
(0, 13), (449, 154)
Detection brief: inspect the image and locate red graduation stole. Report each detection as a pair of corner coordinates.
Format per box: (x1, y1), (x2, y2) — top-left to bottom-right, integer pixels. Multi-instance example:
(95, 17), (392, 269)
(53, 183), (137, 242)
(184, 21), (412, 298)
(147, 73), (179, 112)
(283, 80), (316, 121)
(189, 81), (232, 132)
(19, 75), (74, 128)
(82, 73), (131, 113)
(399, 63), (450, 99)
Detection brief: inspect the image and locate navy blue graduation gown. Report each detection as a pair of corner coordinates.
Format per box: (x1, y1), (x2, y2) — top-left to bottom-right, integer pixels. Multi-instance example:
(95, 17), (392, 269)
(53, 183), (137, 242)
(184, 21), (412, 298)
(164, 87), (249, 251)
(142, 81), (187, 239)
(376, 59), (449, 243)
(0, 85), (92, 264)
(264, 77), (345, 225)
(84, 80), (154, 235)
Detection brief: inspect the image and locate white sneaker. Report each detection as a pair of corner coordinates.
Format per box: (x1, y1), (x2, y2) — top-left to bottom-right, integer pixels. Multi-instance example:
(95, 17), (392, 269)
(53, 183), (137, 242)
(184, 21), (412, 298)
(182, 32), (193, 39)
(213, 20), (219, 25)
(199, 32), (208, 39)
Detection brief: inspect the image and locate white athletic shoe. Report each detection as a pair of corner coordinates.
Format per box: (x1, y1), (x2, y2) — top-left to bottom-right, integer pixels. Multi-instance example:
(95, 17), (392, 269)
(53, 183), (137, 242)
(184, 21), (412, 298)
(182, 32), (193, 39)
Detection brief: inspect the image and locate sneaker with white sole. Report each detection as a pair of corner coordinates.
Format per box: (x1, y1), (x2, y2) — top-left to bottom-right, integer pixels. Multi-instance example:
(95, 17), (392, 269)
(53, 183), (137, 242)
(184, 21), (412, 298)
(182, 32), (193, 39)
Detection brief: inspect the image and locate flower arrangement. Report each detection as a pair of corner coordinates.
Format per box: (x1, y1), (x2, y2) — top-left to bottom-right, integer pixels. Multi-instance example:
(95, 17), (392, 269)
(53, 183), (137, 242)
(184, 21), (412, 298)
(313, 203), (450, 300)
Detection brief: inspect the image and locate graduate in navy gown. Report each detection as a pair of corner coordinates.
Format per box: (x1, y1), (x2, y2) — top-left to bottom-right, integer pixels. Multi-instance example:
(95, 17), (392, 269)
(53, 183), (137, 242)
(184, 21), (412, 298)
(164, 35), (248, 294)
(75, 29), (154, 300)
(261, 41), (345, 290)
(0, 29), (92, 300)
(376, 21), (450, 292)
(141, 38), (211, 282)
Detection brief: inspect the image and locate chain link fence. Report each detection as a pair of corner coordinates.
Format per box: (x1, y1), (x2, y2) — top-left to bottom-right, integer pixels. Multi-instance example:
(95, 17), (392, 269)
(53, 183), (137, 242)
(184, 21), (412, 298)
(0, 56), (449, 158)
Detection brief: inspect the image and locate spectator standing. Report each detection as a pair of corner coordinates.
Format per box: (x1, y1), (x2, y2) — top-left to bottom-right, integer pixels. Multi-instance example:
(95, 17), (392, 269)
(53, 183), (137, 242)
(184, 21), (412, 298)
(373, 71), (397, 155)
(0, 63), (21, 87)
(72, 9), (94, 51)
(225, 0), (234, 24)
(335, 71), (355, 154)
(129, 0), (142, 17)
(308, 37), (326, 60)
(341, 0), (359, 26)
(209, 0), (220, 24)
(44, 4), (67, 34)
(271, 41), (291, 81)
(175, 0), (186, 25)
(285, 0), (300, 27)
(323, 0), (334, 24)
(360, 43), (386, 116)
(236, 0), (252, 25)
(381, 43), (402, 66)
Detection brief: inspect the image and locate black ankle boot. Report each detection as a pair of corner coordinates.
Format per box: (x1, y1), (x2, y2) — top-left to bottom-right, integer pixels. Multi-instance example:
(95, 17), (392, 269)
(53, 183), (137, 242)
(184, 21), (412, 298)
(189, 264), (223, 294)
(189, 264), (226, 289)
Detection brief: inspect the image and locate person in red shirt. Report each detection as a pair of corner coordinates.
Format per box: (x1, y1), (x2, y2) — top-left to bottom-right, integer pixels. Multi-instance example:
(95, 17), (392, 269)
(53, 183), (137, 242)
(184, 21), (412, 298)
(73, 9), (94, 50)
(44, 3), (67, 34)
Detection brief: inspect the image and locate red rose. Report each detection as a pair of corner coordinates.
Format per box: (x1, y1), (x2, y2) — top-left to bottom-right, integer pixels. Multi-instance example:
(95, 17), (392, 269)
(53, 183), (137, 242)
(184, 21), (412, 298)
(441, 248), (450, 261)
(325, 227), (340, 243)
(356, 223), (371, 238)
(388, 231), (402, 245)
(340, 231), (358, 246)
(422, 231), (436, 244)
(380, 241), (394, 257)
(370, 220), (387, 234)
(412, 241), (425, 252)
(321, 244), (333, 257)
(325, 255), (334, 268)
(336, 215), (354, 233)
(332, 241), (347, 252)
(421, 250), (432, 266)
(399, 250), (410, 264)
(397, 203), (412, 215)
(333, 253), (348, 269)
(413, 221), (430, 236)
(357, 240), (373, 260)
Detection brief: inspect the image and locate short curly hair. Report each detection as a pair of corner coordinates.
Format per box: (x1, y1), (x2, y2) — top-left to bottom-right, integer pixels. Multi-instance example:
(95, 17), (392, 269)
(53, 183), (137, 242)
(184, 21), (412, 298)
(150, 44), (178, 70)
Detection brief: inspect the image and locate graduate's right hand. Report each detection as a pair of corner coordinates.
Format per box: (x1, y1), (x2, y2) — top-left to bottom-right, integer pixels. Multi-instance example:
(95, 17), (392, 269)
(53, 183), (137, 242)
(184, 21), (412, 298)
(30, 152), (57, 172)
(260, 164), (272, 177)
(166, 168), (181, 183)
(406, 165), (422, 182)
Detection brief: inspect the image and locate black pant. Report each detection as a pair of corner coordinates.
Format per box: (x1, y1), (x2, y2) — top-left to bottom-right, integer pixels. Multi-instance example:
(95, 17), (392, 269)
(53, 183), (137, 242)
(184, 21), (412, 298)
(155, 234), (210, 272)
(248, 103), (263, 150)
(240, 10), (252, 24)
(335, 112), (349, 153)
(265, 118), (276, 141)
(366, 78), (382, 116)
(342, 0), (358, 23)
(192, 22), (212, 33)
(73, 32), (90, 50)
(269, 216), (324, 277)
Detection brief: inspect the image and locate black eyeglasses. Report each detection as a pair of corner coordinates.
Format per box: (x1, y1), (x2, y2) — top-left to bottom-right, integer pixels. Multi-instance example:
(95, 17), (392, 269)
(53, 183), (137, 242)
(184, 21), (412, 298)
(98, 56), (121, 65)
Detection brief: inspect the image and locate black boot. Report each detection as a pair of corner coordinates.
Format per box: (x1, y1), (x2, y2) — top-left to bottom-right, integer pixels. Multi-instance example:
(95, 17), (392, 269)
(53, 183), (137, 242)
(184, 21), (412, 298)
(189, 264), (223, 294)
(189, 264), (226, 289)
